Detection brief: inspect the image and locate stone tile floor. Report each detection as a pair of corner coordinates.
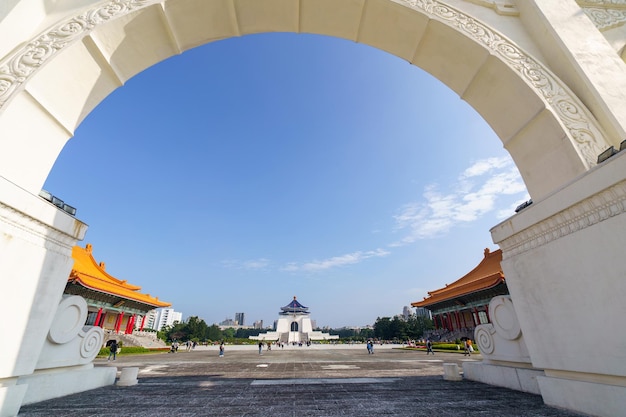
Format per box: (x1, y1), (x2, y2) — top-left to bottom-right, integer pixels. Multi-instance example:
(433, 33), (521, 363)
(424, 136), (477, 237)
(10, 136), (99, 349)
(18, 345), (583, 417)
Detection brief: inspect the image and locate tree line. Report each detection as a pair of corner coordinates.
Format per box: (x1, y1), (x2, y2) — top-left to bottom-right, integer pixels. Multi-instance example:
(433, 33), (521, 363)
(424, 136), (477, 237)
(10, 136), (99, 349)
(157, 314), (433, 344)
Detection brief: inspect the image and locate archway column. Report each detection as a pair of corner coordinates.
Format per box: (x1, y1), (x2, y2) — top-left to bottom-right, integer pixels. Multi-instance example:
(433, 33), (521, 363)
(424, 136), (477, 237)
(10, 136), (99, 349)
(491, 151), (626, 417)
(0, 176), (87, 417)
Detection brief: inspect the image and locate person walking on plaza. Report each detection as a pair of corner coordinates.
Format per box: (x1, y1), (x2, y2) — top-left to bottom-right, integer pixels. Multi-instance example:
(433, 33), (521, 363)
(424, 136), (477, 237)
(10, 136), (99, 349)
(426, 340), (434, 355)
(258, 341), (263, 355)
(463, 340), (471, 356)
(219, 342), (224, 358)
(107, 339), (118, 361)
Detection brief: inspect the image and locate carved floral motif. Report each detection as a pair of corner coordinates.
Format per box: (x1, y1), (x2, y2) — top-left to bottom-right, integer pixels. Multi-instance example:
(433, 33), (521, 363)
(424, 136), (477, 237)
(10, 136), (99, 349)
(583, 7), (626, 30)
(0, 0), (160, 108)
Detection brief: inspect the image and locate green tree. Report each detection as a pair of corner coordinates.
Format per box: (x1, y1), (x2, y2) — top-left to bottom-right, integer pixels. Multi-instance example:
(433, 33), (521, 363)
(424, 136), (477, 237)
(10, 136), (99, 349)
(373, 317), (392, 339)
(207, 324), (222, 341)
(373, 315), (434, 340)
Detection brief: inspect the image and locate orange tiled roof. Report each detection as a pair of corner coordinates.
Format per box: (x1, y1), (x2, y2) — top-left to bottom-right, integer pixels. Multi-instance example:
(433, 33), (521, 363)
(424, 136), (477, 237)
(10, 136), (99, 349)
(68, 244), (171, 308)
(412, 248), (504, 308)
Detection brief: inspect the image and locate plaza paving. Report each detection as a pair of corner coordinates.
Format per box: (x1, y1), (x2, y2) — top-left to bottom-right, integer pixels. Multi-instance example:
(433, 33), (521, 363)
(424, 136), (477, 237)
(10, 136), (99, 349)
(18, 344), (582, 417)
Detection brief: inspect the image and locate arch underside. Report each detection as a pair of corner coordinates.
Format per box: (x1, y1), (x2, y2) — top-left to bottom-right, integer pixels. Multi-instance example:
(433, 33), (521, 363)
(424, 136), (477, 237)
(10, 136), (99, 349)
(0, 0), (611, 200)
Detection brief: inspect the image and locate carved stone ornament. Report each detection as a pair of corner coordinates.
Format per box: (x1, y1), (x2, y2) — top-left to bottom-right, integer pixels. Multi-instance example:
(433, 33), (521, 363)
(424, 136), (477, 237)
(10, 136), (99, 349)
(0, 0), (608, 168)
(583, 7), (626, 31)
(36, 295), (104, 369)
(474, 295), (530, 363)
(577, 1), (626, 31)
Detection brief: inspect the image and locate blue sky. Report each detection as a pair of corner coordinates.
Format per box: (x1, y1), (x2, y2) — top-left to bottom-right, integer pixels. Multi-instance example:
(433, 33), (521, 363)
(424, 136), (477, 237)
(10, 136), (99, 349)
(44, 32), (528, 328)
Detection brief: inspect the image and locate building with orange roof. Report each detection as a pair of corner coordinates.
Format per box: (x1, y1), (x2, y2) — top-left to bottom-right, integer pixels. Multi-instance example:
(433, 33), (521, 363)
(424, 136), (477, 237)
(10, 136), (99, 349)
(412, 248), (509, 340)
(64, 244), (171, 334)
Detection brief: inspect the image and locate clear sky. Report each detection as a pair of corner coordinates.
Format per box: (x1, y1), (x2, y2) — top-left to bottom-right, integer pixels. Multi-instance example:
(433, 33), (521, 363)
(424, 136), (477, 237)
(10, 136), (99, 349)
(43, 32), (528, 329)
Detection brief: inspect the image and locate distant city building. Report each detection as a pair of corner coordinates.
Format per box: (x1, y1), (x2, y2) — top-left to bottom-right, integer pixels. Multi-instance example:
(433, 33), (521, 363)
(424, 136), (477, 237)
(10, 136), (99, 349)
(253, 320), (264, 329)
(414, 307), (432, 319)
(219, 317), (236, 327)
(250, 296), (339, 343)
(152, 308), (183, 331)
(144, 309), (159, 330)
(235, 312), (245, 326)
(402, 306), (414, 320)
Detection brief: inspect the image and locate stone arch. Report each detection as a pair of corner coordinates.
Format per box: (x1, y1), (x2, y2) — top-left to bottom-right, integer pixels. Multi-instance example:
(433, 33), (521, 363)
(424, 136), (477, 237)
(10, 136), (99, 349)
(0, 0), (612, 201)
(291, 321), (298, 332)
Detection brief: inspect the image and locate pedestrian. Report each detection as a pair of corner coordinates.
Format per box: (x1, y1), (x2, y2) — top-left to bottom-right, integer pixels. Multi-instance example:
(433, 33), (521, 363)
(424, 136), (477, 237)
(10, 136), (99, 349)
(463, 340), (471, 356)
(426, 339), (434, 355)
(219, 342), (224, 357)
(258, 341), (263, 355)
(107, 339), (118, 361)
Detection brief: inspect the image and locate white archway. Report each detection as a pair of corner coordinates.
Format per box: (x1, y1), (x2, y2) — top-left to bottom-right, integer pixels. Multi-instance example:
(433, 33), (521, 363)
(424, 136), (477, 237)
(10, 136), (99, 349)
(0, 0), (614, 200)
(2, 1), (626, 416)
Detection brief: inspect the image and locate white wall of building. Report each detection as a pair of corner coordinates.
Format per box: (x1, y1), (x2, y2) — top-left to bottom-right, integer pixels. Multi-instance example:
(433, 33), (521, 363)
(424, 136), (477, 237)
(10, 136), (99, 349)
(152, 308), (182, 331)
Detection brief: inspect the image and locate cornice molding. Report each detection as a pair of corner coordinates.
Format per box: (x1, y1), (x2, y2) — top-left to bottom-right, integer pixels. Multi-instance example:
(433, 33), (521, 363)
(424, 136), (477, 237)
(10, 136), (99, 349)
(0, 202), (77, 255)
(498, 180), (626, 259)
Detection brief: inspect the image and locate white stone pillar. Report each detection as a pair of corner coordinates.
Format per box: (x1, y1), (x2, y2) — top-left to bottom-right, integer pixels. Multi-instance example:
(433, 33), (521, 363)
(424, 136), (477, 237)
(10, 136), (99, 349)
(491, 150), (626, 417)
(516, 0), (626, 144)
(0, 176), (87, 417)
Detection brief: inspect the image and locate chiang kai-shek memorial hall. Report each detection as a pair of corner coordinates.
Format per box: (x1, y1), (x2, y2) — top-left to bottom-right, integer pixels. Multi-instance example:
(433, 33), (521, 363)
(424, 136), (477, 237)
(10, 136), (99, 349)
(413, 248), (509, 341)
(250, 297), (338, 344)
(65, 244), (171, 335)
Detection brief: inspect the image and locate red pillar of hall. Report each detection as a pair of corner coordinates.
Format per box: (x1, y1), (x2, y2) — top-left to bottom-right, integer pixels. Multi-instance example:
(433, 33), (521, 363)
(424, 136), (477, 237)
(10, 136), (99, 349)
(114, 312), (124, 333)
(139, 315), (146, 331)
(128, 314), (137, 333)
(94, 308), (103, 328)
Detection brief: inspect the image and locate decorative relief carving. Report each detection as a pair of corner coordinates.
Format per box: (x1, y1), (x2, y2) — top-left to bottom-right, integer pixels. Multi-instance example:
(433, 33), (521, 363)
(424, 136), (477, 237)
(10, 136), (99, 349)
(37, 295), (104, 369)
(583, 7), (626, 31)
(474, 295), (530, 363)
(0, 0), (609, 169)
(578, 1), (626, 31)
(499, 179), (626, 258)
(475, 325), (496, 354)
(0, 0), (160, 110)
(398, 0), (607, 168)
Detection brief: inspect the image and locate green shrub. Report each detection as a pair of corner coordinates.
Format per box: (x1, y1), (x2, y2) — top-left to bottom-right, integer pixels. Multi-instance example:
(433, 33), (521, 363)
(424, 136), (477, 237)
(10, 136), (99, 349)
(97, 346), (169, 357)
